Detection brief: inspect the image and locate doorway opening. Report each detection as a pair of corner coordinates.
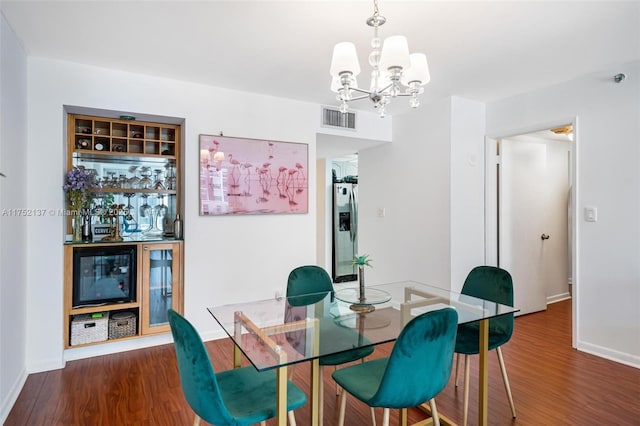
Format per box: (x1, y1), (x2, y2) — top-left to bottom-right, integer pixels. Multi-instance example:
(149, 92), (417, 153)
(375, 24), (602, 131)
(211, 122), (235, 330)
(486, 121), (577, 346)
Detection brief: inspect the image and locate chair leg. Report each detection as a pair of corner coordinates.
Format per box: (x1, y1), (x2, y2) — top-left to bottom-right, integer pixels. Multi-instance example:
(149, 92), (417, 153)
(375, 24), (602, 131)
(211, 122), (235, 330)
(288, 411), (297, 426)
(193, 414), (200, 426)
(382, 408), (390, 426)
(371, 407), (377, 426)
(338, 388), (347, 426)
(429, 399), (440, 426)
(496, 347), (517, 418)
(399, 407), (408, 426)
(462, 354), (470, 426)
(454, 353), (460, 387)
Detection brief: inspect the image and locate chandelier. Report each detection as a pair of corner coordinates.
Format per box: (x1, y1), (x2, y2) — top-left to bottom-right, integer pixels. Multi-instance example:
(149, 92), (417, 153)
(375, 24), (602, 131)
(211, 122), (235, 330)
(329, 0), (430, 118)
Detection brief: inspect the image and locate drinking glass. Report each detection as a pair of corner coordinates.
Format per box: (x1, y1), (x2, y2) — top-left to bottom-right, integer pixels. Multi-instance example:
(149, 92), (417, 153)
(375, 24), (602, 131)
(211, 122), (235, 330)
(154, 195), (169, 233)
(153, 169), (166, 190)
(138, 194), (152, 232)
(139, 167), (152, 189)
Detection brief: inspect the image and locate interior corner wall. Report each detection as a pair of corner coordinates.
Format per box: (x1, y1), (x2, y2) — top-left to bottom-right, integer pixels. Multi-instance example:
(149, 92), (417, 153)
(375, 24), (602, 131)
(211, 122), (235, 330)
(358, 98), (452, 288)
(0, 13), (28, 423)
(450, 96), (486, 292)
(486, 60), (640, 366)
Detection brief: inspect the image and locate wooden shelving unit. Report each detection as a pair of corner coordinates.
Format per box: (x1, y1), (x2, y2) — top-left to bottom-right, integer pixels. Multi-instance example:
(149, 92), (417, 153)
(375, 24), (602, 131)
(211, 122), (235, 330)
(63, 114), (184, 349)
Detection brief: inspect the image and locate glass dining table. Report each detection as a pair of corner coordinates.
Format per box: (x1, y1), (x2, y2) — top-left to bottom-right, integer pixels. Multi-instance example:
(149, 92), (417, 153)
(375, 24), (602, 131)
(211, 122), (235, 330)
(208, 280), (518, 426)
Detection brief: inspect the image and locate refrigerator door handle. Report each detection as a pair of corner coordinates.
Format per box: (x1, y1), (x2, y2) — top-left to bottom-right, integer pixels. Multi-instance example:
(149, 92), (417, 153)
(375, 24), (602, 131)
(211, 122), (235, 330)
(349, 185), (358, 242)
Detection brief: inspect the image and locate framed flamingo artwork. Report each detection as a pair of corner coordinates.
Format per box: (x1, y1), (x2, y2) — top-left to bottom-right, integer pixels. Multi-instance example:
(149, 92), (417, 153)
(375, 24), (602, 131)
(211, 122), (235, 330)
(199, 134), (308, 215)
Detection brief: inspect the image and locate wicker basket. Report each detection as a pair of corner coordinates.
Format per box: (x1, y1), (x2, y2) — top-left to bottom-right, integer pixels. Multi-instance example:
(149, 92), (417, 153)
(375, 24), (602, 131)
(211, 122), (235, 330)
(70, 312), (109, 346)
(108, 311), (137, 339)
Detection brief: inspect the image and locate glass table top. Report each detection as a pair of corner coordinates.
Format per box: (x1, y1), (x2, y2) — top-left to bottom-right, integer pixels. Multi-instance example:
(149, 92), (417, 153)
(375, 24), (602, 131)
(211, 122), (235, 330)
(207, 280), (519, 372)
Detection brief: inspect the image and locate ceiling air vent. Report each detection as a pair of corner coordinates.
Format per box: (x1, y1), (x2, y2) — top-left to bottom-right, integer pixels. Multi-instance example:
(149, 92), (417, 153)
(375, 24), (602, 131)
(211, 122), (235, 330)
(321, 106), (356, 131)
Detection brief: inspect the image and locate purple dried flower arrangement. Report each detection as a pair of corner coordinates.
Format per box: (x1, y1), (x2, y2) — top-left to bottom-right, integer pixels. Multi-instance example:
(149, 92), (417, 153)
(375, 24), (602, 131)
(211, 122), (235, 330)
(63, 167), (96, 212)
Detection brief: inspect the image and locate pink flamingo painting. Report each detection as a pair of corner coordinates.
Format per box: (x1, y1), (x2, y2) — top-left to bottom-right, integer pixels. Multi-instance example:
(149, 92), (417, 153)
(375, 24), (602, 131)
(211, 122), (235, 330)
(199, 134), (308, 215)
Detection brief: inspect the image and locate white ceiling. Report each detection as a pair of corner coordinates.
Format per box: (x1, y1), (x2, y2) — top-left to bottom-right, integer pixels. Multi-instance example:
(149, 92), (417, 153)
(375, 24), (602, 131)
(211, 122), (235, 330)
(2, 0), (639, 115)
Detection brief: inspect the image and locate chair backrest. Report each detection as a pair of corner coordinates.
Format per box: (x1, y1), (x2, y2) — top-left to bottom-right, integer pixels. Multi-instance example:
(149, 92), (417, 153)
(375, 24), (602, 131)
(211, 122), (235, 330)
(368, 308), (458, 408)
(462, 266), (514, 338)
(286, 265), (334, 306)
(167, 309), (236, 425)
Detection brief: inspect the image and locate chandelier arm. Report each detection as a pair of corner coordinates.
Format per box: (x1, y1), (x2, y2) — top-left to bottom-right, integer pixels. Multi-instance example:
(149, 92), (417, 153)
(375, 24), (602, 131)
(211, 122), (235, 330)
(376, 82), (394, 94)
(349, 87), (373, 95)
(347, 94), (372, 102)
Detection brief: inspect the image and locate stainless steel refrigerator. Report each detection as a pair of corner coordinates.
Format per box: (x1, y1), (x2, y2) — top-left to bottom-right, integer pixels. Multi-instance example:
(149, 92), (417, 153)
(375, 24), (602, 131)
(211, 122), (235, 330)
(332, 181), (358, 282)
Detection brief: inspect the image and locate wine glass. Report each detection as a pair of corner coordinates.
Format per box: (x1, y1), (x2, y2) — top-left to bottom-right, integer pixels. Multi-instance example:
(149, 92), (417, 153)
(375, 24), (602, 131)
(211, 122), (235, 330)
(165, 165), (177, 190)
(138, 194), (152, 232)
(127, 165), (140, 189)
(153, 169), (166, 190)
(154, 195), (169, 233)
(139, 167), (152, 189)
(122, 193), (139, 234)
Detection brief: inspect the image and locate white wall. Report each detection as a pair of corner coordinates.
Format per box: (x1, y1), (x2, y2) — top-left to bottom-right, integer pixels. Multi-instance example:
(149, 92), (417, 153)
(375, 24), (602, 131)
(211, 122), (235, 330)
(450, 97), (486, 292)
(358, 98), (453, 287)
(25, 57), (391, 371)
(0, 13), (28, 423)
(486, 61), (640, 367)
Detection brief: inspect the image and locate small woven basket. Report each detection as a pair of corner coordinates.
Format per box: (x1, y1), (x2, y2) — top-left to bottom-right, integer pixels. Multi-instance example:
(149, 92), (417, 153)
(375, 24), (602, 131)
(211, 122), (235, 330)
(108, 311), (137, 339)
(70, 312), (109, 346)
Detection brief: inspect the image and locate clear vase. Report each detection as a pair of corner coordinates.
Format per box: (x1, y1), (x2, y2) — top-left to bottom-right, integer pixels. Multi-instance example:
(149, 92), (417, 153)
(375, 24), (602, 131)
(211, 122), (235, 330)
(358, 266), (366, 303)
(72, 215), (83, 242)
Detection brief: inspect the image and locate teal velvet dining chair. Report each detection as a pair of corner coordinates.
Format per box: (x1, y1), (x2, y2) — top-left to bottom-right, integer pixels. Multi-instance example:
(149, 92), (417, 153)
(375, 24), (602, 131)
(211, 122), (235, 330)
(454, 266), (517, 425)
(286, 265), (375, 425)
(167, 309), (307, 426)
(331, 307), (458, 426)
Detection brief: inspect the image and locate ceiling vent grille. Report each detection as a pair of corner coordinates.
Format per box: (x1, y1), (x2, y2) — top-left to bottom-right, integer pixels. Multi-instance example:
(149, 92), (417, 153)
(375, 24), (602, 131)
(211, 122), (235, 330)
(321, 106), (356, 130)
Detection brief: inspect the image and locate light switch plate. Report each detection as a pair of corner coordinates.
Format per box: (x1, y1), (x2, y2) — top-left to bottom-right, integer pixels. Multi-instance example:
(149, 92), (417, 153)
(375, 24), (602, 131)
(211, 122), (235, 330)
(584, 206), (597, 222)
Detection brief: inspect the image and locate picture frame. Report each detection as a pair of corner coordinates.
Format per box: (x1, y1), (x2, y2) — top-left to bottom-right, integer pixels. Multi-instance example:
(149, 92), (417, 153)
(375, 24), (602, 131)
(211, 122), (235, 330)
(199, 135), (308, 215)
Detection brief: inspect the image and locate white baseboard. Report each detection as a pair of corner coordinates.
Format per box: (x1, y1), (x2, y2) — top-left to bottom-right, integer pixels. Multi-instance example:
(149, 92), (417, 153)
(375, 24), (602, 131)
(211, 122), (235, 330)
(577, 340), (640, 369)
(547, 292), (571, 304)
(200, 328), (230, 343)
(63, 333), (173, 363)
(0, 368), (27, 424)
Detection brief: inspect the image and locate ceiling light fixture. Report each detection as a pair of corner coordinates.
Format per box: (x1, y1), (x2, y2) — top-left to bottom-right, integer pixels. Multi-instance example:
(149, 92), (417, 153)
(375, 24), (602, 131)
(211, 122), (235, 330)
(329, 0), (430, 118)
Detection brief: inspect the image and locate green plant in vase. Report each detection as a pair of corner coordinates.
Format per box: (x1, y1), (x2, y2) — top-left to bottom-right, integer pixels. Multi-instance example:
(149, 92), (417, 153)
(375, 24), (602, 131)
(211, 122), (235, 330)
(353, 254), (373, 304)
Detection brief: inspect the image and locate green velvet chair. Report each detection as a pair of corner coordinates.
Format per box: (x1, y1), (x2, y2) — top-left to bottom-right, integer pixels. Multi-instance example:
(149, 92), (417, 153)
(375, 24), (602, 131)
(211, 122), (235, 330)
(331, 307), (458, 426)
(286, 265), (375, 424)
(167, 309), (307, 426)
(454, 266), (516, 425)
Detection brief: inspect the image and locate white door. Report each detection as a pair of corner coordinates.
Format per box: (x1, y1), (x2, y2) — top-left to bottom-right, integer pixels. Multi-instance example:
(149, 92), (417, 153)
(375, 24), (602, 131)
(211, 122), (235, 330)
(499, 139), (548, 315)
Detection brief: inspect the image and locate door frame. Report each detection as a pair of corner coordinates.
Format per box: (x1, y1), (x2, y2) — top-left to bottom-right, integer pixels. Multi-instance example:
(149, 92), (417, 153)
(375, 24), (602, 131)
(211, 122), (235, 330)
(485, 118), (579, 348)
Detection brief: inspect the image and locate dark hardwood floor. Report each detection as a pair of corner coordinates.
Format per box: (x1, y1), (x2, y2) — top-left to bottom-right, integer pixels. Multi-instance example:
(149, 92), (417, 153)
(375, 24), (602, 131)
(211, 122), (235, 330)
(6, 300), (640, 425)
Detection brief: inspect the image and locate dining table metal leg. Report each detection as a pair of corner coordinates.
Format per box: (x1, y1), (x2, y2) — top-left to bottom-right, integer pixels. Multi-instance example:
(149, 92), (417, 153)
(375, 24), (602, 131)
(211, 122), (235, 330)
(310, 358), (320, 425)
(277, 366), (288, 426)
(478, 319), (489, 426)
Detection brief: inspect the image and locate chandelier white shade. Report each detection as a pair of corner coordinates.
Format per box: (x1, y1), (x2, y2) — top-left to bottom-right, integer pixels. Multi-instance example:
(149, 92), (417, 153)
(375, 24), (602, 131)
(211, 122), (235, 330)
(329, 0), (430, 117)
(329, 42), (361, 77)
(379, 35), (411, 71)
